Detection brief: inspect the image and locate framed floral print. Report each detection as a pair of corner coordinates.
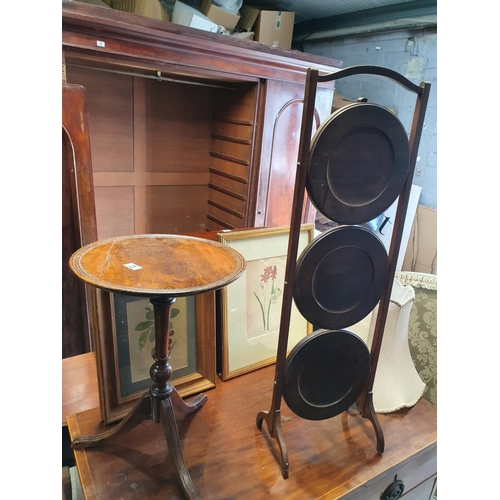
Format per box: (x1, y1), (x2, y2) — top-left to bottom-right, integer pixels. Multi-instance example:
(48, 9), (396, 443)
(112, 293), (197, 398)
(93, 288), (217, 424)
(217, 225), (314, 380)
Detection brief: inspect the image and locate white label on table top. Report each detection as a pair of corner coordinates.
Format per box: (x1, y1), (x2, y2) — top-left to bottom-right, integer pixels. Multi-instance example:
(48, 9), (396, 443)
(124, 263), (142, 270)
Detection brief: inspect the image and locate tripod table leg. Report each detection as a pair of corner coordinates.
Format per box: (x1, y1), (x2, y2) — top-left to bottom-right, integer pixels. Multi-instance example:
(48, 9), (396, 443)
(71, 392), (151, 450)
(161, 396), (201, 500)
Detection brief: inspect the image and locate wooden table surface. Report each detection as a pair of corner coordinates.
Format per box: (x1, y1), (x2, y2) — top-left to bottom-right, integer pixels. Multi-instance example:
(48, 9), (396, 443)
(67, 364), (436, 500)
(62, 352), (100, 427)
(69, 234), (246, 297)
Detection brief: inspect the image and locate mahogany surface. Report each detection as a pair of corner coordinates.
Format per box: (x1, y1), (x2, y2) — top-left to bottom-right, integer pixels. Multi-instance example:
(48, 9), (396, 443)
(69, 234), (246, 297)
(62, 352), (100, 427)
(68, 365), (437, 500)
(62, 83), (98, 357)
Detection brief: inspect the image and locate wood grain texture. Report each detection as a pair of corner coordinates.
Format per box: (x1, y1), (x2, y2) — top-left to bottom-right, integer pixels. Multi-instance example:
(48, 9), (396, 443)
(69, 234), (246, 297)
(68, 365), (437, 500)
(255, 82), (333, 228)
(62, 1), (342, 85)
(62, 352), (100, 426)
(65, 65), (134, 173)
(62, 83), (99, 357)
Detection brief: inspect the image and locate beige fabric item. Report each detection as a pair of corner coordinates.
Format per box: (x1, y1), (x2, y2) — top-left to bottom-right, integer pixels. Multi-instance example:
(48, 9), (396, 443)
(395, 272), (437, 407)
(350, 278), (426, 413)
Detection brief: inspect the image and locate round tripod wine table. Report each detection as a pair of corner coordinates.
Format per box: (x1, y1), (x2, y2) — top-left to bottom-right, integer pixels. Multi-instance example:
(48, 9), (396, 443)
(69, 234), (246, 500)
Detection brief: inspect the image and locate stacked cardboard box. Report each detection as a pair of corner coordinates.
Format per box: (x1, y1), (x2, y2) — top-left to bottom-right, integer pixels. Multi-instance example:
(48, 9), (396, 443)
(172, 1), (220, 32)
(237, 6), (294, 49)
(108, 0), (170, 22)
(201, 0), (240, 32)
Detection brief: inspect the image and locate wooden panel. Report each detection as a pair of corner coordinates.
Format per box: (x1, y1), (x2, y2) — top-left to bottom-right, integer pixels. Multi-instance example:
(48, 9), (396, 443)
(207, 204), (245, 230)
(94, 186), (134, 239)
(209, 157), (250, 179)
(146, 79), (214, 172)
(212, 121), (253, 141)
(208, 174), (247, 197)
(264, 95), (303, 228)
(62, 134), (88, 357)
(209, 189), (247, 217)
(65, 65), (134, 172)
(146, 185), (209, 233)
(207, 84), (257, 230)
(256, 83), (335, 228)
(205, 218), (230, 232)
(68, 365), (436, 500)
(211, 136), (251, 162)
(62, 84), (99, 358)
(62, 352), (99, 426)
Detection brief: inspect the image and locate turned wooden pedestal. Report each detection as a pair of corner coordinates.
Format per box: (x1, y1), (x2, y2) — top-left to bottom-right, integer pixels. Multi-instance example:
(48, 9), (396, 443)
(69, 234), (245, 499)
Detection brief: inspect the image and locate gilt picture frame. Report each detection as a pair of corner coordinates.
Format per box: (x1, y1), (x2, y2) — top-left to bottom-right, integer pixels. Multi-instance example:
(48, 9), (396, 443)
(217, 224), (314, 381)
(93, 289), (216, 424)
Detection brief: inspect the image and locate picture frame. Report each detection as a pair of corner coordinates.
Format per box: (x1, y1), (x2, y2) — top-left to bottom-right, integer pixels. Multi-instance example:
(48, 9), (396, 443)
(93, 289), (216, 424)
(217, 224), (314, 381)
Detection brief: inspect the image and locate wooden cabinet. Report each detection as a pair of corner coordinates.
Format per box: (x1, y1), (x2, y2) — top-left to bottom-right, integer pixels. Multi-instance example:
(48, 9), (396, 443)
(62, 84), (99, 357)
(62, 1), (342, 238)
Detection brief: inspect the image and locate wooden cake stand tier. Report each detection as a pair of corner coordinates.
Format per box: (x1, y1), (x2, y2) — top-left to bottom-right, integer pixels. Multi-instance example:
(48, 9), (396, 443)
(69, 234), (246, 500)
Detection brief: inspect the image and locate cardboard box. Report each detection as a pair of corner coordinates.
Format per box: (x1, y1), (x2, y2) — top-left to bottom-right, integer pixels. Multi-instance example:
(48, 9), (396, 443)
(231, 31), (254, 41)
(237, 6), (260, 31)
(73, 0), (112, 7)
(201, 0), (240, 32)
(172, 1), (220, 32)
(402, 204), (437, 274)
(110, 0), (170, 22)
(331, 92), (357, 113)
(237, 7), (294, 48)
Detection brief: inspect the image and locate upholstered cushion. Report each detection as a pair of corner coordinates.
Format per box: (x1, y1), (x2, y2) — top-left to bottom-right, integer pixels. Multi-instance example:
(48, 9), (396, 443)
(395, 272), (437, 407)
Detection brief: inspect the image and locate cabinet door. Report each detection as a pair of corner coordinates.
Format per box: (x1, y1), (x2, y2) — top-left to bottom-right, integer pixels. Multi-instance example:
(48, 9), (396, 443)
(62, 84), (98, 358)
(255, 81), (334, 228)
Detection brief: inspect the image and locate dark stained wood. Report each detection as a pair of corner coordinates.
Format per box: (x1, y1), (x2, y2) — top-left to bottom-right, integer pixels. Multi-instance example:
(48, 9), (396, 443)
(254, 80), (335, 228)
(62, 84), (99, 358)
(307, 103), (410, 225)
(257, 66), (432, 476)
(62, 1), (342, 85)
(256, 69), (321, 478)
(68, 364), (437, 500)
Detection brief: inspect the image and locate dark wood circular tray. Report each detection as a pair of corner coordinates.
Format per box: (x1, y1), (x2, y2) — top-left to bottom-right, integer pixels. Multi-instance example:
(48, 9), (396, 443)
(307, 102), (410, 225)
(283, 329), (370, 420)
(293, 225), (388, 329)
